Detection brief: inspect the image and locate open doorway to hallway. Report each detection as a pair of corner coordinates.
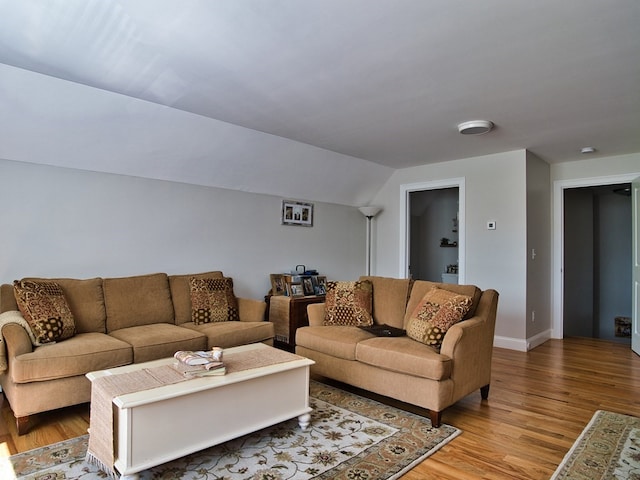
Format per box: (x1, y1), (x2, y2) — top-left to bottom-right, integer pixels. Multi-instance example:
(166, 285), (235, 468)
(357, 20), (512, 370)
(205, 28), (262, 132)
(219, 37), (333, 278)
(409, 187), (459, 282)
(563, 183), (632, 344)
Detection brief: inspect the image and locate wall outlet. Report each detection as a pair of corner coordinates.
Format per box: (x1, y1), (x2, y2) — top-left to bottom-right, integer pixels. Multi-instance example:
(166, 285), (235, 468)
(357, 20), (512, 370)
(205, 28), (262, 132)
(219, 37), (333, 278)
(487, 220), (496, 230)
(531, 310), (536, 322)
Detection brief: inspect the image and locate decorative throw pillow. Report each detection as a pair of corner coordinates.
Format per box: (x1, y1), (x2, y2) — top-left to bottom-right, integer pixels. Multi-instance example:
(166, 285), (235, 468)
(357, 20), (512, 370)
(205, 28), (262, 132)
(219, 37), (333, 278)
(324, 280), (373, 326)
(406, 287), (472, 349)
(13, 280), (76, 344)
(189, 277), (239, 324)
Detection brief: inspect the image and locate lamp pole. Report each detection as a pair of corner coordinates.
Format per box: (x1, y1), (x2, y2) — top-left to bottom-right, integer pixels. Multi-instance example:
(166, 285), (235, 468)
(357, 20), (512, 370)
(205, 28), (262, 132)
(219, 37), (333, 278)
(358, 206), (382, 276)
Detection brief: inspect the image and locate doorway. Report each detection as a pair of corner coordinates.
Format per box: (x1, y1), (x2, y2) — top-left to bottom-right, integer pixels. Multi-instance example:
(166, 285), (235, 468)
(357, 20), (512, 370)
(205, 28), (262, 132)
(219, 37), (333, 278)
(399, 178), (465, 281)
(562, 183), (632, 343)
(409, 187), (459, 282)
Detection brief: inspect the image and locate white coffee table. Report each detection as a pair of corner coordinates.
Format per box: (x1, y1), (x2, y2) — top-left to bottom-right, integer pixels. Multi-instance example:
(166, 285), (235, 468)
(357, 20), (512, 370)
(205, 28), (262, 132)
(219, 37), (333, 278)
(86, 343), (314, 480)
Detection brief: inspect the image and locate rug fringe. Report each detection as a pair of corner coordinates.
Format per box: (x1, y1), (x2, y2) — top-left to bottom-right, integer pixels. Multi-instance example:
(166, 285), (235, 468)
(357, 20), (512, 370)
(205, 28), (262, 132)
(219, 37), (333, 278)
(86, 450), (118, 480)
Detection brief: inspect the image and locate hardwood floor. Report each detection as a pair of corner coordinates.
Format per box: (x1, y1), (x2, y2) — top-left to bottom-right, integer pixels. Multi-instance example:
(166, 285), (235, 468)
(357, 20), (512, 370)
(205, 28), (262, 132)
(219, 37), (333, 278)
(1, 337), (639, 479)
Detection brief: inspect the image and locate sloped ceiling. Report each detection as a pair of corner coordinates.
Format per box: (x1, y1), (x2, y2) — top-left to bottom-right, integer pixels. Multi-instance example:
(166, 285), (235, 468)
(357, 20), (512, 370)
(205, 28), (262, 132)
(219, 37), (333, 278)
(0, 0), (639, 206)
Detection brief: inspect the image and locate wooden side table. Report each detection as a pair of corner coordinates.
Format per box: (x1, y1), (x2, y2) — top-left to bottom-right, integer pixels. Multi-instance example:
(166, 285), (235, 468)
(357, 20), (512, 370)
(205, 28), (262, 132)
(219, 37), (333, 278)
(268, 295), (325, 351)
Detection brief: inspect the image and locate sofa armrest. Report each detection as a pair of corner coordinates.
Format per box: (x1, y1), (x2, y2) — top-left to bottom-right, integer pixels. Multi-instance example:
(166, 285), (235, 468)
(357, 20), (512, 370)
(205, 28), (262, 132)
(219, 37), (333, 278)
(440, 289), (499, 399)
(237, 297), (267, 322)
(307, 303), (326, 326)
(2, 323), (34, 358)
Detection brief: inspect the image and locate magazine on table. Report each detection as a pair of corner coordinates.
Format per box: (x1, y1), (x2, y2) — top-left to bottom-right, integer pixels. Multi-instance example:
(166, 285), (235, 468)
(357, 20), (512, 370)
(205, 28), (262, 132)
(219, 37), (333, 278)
(174, 349), (226, 376)
(174, 350), (220, 366)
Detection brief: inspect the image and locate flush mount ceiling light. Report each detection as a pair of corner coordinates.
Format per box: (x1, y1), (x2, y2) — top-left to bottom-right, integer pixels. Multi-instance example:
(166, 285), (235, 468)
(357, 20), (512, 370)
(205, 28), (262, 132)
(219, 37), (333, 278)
(457, 120), (494, 135)
(580, 146), (597, 154)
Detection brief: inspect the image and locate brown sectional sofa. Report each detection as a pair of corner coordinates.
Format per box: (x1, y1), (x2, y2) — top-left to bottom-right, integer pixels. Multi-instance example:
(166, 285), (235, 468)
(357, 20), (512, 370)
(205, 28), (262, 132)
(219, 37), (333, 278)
(295, 276), (498, 427)
(0, 270), (273, 434)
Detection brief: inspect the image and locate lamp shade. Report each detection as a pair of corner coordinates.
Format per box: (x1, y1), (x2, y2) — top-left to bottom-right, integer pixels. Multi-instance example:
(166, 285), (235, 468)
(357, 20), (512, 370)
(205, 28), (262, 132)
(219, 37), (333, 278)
(358, 206), (382, 218)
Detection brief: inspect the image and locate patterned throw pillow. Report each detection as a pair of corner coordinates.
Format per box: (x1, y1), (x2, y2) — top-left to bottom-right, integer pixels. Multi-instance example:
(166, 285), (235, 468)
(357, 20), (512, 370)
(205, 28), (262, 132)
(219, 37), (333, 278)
(13, 280), (76, 344)
(189, 277), (239, 324)
(406, 287), (472, 349)
(324, 280), (373, 326)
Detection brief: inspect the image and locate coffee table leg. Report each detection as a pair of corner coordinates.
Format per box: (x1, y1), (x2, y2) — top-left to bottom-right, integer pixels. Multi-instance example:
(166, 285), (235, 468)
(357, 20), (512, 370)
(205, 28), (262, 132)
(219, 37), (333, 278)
(298, 413), (311, 430)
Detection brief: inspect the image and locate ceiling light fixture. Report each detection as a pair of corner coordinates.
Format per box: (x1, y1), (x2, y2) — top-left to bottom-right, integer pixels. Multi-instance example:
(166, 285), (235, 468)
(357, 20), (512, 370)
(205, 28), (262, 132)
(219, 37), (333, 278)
(580, 146), (596, 154)
(458, 120), (494, 135)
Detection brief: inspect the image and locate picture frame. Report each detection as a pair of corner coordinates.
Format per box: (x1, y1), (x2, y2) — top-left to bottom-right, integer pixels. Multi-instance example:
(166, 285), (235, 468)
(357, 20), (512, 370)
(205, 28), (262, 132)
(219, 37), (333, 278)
(270, 274), (286, 296)
(313, 276), (327, 295)
(302, 276), (315, 296)
(282, 200), (313, 227)
(288, 283), (305, 297)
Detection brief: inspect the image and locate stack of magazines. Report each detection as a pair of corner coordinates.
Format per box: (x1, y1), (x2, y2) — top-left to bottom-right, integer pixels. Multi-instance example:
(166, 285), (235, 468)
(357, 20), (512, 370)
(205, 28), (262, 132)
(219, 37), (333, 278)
(173, 349), (226, 376)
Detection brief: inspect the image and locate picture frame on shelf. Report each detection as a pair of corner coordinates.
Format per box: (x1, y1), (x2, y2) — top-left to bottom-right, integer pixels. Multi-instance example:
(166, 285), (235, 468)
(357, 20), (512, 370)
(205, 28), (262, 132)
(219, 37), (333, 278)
(281, 200), (313, 227)
(313, 276), (327, 295)
(288, 283), (305, 297)
(302, 276), (315, 296)
(270, 274), (286, 296)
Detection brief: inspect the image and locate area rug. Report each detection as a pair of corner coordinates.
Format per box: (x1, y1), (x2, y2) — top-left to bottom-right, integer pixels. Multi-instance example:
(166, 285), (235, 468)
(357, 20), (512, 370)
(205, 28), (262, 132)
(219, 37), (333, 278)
(550, 410), (640, 480)
(2, 381), (460, 480)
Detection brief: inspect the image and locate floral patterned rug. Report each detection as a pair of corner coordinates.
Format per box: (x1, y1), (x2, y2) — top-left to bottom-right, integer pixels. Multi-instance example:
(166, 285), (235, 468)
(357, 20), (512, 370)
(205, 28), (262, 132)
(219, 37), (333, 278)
(551, 410), (640, 480)
(2, 381), (460, 480)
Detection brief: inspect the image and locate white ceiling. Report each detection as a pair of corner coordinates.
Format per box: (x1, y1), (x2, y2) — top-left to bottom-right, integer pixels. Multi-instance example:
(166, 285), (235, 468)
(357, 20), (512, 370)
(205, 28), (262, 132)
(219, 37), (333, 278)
(1, 0), (639, 205)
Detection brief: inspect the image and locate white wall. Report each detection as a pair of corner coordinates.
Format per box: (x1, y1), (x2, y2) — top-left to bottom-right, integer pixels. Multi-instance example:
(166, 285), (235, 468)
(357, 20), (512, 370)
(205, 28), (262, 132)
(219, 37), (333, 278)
(371, 150), (528, 342)
(0, 159), (365, 299)
(525, 152), (551, 342)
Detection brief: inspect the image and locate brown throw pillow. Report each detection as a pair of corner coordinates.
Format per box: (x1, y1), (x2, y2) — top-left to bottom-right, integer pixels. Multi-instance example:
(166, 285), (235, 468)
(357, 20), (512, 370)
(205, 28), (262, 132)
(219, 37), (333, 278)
(324, 280), (373, 327)
(406, 286), (472, 349)
(189, 277), (239, 324)
(13, 279), (76, 344)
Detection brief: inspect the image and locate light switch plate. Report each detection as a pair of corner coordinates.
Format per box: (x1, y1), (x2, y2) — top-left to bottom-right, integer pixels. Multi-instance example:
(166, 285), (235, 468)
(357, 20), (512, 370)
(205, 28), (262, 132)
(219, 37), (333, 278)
(487, 221), (496, 230)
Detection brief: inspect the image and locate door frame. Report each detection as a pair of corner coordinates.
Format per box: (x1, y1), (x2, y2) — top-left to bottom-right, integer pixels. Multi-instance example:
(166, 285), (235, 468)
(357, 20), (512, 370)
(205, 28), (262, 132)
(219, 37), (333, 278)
(399, 177), (465, 281)
(552, 172), (640, 339)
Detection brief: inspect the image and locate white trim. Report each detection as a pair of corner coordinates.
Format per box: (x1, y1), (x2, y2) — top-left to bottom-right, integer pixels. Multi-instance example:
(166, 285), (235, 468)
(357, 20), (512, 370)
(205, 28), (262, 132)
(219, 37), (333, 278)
(552, 172), (640, 339)
(494, 330), (551, 352)
(399, 178), (466, 281)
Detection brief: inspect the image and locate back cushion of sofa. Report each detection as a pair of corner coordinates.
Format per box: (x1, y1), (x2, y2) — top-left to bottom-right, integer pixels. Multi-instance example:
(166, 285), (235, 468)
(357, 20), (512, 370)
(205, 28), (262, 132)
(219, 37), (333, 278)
(104, 273), (174, 331)
(168, 271), (224, 325)
(23, 277), (107, 333)
(0, 284), (19, 313)
(359, 276), (413, 329)
(404, 281), (482, 327)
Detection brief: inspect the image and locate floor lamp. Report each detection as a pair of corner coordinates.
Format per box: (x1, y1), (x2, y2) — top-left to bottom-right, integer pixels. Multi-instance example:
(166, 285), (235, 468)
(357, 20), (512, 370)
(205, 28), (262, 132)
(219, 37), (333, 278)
(358, 206), (382, 275)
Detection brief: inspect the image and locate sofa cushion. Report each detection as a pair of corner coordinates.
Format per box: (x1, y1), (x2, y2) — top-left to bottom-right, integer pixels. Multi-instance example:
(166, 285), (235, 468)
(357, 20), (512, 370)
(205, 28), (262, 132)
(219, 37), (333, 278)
(359, 276), (413, 329)
(295, 326), (373, 360)
(405, 287), (473, 349)
(169, 271), (224, 325)
(11, 332), (132, 383)
(109, 323), (207, 363)
(189, 277), (239, 324)
(181, 321), (274, 349)
(324, 280), (373, 327)
(23, 277), (106, 333)
(405, 281), (481, 325)
(13, 280), (76, 344)
(356, 336), (452, 381)
(103, 273), (174, 332)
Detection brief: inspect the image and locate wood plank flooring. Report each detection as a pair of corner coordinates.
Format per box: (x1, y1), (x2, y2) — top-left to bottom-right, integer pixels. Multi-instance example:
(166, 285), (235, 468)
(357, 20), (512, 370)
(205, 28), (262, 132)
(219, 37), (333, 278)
(1, 337), (639, 479)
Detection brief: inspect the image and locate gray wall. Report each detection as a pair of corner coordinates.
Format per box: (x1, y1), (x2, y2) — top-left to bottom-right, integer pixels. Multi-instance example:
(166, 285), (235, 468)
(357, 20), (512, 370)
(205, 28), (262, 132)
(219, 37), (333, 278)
(0, 159), (365, 300)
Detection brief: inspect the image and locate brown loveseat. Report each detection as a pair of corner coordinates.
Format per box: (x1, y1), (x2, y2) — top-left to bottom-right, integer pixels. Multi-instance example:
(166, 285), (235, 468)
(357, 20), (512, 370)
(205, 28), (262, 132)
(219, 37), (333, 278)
(295, 276), (498, 427)
(0, 270), (273, 434)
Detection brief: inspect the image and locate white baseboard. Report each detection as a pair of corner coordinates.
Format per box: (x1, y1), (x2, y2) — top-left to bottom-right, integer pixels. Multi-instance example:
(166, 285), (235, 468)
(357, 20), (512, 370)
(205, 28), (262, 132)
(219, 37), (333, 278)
(494, 329), (552, 352)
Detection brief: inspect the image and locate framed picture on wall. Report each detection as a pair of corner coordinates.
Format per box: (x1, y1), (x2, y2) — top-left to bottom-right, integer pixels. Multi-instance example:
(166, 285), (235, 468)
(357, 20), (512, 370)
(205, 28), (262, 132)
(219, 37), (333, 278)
(282, 200), (313, 227)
